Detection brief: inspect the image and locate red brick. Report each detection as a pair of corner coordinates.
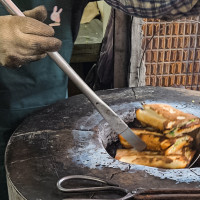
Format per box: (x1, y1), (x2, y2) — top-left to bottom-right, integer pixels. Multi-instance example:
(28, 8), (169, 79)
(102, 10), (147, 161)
(171, 50), (177, 62)
(147, 24), (153, 36)
(176, 63), (182, 74)
(151, 51), (158, 63)
(151, 64), (157, 75)
(147, 18), (155, 22)
(159, 38), (165, 49)
(188, 63), (193, 73)
(152, 38), (159, 49)
(162, 76), (169, 86)
(192, 74), (198, 85)
(177, 50), (183, 61)
(198, 24), (200, 34)
(193, 63), (200, 73)
(158, 51), (164, 62)
(189, 50), (195, 61)
(169, 75), (175, 86)
(179, 23), (184, 35)
(172, 23), (179, 35)
(181, 75), (187, 85)
(156, 77), (163, 86)
(163, 63), (170, 74)
(164, 51), (170, 62)
(166, 24), (172, 35)
(145, 64), (151, 75)
(186, 75), (193, 85)
(185, 23), (191, 35)
(184, 37), (190, 48)
(182, 63), (187, 73)
(183, 50), (188, 61)
(153, 24), (160, 35)
(145, 51), (151, 62)
(197, 36), (200, 48)
(195, 50), (200, 60)
(190, 37), (196, 48)
(198, 75), (200, 84)
(146, 38), (152, 49)
(170, 63), (176, 74)
(157, 64), (163, 75)
(146, 77), (151, 85)
(150, 76), (156, 86)
(146, 19), (152, 22)
(191, 23), (197, 34)
(165, 37), (172, 49)
(171, 37), (178, 48)
(154, 19), (160, 22)
(159, 24), (166, 35)
(175, 75), (182, 86)
(178, 37), (184, 48)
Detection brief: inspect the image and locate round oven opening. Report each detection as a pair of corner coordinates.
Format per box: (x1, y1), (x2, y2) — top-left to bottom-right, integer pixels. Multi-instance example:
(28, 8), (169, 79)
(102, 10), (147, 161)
(105, 118), (143, 158)
(101, 114), (200, 170)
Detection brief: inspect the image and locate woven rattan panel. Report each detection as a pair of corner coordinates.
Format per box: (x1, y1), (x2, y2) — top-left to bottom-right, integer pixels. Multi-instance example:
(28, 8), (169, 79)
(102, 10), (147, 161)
(142, 17), (200, 90)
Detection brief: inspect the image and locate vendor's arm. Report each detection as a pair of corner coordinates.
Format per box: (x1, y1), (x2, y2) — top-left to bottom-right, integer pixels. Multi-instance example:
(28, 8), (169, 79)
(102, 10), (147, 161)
(0, 6), (61, 68)
(104, 0), (200, 19)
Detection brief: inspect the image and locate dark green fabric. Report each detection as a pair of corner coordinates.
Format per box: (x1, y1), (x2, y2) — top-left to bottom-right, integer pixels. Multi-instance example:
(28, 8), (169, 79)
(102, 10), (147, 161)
(0, 1), (93, 199)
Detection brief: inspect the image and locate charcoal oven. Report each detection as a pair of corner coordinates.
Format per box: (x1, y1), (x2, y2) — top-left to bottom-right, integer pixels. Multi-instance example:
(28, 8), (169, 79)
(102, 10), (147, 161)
(5, 87), (200, 200)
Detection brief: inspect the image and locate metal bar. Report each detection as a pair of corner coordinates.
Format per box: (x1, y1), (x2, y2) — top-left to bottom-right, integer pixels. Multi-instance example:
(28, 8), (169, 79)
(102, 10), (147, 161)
(139, 188), (200, 194)
(135, 194), (200, 200)
(135, 188), (200, 200)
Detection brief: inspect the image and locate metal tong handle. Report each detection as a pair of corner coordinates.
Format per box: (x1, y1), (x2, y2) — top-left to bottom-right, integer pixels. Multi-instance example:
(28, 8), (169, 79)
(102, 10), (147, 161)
(57, 175), (125, 193)
(0, 0), (146, 151)
(62, 194), (133, 200)
(57, 175), (132, 200)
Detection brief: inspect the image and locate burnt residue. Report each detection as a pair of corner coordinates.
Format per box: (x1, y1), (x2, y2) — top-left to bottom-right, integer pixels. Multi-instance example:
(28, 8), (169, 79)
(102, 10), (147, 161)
(106, 140), (122, 158)
(163, 158), (173, 164)
(106, 118), (144, 157)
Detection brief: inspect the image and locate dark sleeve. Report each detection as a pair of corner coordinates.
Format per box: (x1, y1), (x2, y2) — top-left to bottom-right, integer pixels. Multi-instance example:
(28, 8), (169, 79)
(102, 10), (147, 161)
(104, 0), (200, 19)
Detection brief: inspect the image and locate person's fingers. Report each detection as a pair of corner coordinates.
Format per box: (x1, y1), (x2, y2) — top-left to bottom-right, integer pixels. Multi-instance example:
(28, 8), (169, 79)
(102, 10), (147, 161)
(4, 53), (47, 68)
(18, 16), (55, 37)
(19, 34), (62, 53)
(0, 12), (61, 67)
(23, 6), (47, 22)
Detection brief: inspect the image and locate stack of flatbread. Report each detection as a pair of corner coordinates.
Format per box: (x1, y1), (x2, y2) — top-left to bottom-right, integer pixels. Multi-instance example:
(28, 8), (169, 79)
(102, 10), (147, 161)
(116, 104), (200, 169)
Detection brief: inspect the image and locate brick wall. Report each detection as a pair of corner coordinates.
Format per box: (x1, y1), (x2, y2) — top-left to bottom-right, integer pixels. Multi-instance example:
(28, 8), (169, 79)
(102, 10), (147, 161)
(142, 17), (200, 91)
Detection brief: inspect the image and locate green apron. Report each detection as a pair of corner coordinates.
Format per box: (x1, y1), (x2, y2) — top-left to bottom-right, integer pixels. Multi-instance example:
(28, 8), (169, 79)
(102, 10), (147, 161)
(0, 1), (74, 199)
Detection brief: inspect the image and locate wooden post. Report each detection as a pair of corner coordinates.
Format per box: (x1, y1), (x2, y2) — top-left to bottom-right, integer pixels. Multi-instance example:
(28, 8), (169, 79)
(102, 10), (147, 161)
(113, 10), (132, 88)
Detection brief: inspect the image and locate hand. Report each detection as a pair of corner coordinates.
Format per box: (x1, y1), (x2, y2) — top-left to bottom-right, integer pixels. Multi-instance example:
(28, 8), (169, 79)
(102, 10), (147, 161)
(0, 6), (62, 68)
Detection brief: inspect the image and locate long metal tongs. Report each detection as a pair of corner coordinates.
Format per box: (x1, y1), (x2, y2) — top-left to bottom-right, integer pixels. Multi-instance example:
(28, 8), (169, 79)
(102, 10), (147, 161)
(0, 0), (146, 151)
(57, 175), (200, 200)
(57, 175), (134, 200)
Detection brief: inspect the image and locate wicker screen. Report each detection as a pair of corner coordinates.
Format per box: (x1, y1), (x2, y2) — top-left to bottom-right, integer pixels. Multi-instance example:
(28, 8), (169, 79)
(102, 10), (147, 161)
(142, 17), (200, 91)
